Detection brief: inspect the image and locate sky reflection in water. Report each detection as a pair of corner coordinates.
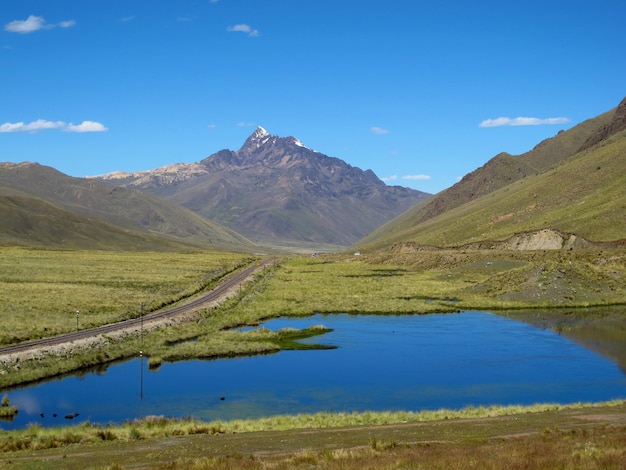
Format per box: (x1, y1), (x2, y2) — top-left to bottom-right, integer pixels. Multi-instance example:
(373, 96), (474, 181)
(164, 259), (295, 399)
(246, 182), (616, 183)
(2, 311), (625, 430)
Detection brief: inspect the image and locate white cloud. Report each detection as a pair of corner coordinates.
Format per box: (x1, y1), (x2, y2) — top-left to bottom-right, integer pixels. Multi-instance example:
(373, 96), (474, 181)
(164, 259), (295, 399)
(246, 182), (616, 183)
(4, 15), (76, 33)
(207, 124), (217, 129)
(0, 119), (108, 133)
(370, 126), (390, 135)
(227, 24), (259, 37)
(402, 174), (431, 181)
(236, 121), (255, 127)
(0, 119), (64, 132)
(64, 121), (108, 133)
(479, 116), (570, 128)
(4, 15), (46, 33)
(381, 175), (398, 182)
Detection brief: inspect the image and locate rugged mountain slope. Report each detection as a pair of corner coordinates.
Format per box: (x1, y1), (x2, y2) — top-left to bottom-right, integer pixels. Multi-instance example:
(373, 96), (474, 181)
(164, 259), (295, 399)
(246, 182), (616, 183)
(0, 163), (253, 251)
(96, 127), (430, 246)
(357, 97), (626, 250)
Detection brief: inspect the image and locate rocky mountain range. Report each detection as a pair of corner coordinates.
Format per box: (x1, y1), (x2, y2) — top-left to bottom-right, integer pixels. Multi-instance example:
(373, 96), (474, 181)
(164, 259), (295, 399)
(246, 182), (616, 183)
(96, 127), (430, 247)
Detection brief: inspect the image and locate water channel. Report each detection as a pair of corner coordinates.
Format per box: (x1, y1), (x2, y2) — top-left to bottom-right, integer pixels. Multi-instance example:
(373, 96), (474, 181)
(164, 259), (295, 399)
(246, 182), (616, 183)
(2, 311), (625, 430)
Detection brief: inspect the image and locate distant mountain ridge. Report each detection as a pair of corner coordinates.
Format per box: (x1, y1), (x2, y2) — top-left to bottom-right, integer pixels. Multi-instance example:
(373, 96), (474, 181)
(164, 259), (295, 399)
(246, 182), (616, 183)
(97, 127), (431, 247)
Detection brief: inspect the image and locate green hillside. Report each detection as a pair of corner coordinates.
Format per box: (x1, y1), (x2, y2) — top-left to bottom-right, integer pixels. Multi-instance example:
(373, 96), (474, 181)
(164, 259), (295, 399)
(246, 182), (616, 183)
(357, 101), (626, 251)
(0, 193), (192, 250)
(404, 108), (615, 227)
(0, 163), (254, 251)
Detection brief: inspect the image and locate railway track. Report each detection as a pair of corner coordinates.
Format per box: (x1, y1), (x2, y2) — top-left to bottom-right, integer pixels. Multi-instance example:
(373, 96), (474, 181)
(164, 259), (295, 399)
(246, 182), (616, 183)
(0, 259), (272, 357)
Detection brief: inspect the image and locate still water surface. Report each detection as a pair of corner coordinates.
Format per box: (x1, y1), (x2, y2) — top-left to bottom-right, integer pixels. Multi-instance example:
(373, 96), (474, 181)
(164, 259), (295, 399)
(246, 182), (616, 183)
(2, 311), (626, 430)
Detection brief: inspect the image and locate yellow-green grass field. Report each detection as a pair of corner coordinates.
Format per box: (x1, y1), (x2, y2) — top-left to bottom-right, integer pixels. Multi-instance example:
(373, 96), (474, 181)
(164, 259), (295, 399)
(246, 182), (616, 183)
(0, 247), (253, 346)
(1, 247), (625, 389)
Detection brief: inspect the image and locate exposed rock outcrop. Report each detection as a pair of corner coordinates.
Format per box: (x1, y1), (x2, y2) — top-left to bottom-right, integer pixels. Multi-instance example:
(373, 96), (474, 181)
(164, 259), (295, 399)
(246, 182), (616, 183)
(392, 229), (594, 252)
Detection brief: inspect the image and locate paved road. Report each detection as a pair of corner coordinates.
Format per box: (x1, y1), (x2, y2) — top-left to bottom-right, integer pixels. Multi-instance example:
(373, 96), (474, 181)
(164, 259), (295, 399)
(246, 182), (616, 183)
(0, 259), (272, 357)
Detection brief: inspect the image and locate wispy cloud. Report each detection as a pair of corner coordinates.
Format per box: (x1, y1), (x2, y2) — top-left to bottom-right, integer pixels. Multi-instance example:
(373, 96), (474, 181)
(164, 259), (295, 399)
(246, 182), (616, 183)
(381, 175), (397, 182)
(58, 20), (76, 29)
(370, 126), (390, 135)
(4, 15), (76, 33)
(120, 16), (135, 23)
(479, 116), (570, 128)
(0, 119), (108, 133)
(236, 121), (255, 127)
(227, 24), (259, 37)
(402, 174), (431, 181)
(383, 174), (431, 184)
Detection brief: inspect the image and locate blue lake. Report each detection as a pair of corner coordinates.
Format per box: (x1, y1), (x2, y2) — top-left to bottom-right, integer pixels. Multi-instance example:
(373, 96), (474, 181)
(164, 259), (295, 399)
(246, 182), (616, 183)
(2, 311), (626, 430)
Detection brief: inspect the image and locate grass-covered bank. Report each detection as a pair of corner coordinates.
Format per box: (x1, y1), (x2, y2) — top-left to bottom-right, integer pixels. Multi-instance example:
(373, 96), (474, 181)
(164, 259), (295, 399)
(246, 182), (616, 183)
(1, 401), (625, 469)
(1, 401), (622, 450)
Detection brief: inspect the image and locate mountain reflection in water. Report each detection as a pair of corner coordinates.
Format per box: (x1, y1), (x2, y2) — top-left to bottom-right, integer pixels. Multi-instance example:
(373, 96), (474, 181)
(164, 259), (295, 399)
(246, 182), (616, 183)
(501, 307), (626, 374)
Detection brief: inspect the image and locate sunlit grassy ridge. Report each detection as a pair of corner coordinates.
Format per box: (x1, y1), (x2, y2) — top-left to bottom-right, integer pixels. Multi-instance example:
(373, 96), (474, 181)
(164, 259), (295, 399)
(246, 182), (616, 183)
(357, 127), (626, 250)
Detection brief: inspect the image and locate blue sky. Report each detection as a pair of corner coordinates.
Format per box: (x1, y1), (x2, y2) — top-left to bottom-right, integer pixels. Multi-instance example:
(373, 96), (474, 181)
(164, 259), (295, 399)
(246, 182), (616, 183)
(1, 1), (624, 194)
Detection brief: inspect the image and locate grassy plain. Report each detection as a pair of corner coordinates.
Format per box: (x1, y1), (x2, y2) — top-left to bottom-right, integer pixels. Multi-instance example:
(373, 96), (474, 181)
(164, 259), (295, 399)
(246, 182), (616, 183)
(0, 247), (625, 468)
(0, 247), (252, 345)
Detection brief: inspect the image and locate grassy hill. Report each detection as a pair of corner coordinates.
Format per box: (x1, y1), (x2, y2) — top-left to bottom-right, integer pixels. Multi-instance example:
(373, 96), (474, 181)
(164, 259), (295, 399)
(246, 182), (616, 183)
(0, 163), (254, 251)
(357, 99), (626, 250)
(0, 192), (196, 251)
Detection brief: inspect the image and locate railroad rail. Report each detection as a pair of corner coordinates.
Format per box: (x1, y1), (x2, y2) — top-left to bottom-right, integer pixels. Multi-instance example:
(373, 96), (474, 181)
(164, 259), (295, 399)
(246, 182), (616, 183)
(0, 259), (272, 356)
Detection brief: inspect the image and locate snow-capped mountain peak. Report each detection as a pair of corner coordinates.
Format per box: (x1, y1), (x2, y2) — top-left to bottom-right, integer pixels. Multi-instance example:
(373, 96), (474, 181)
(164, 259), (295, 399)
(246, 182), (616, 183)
(254, 126), (269, 138)
(245, 126), (272, 148)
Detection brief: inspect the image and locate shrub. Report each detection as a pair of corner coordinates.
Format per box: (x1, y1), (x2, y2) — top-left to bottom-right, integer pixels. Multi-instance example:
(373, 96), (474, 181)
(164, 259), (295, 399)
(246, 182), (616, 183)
(0, 395), (18, 418)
